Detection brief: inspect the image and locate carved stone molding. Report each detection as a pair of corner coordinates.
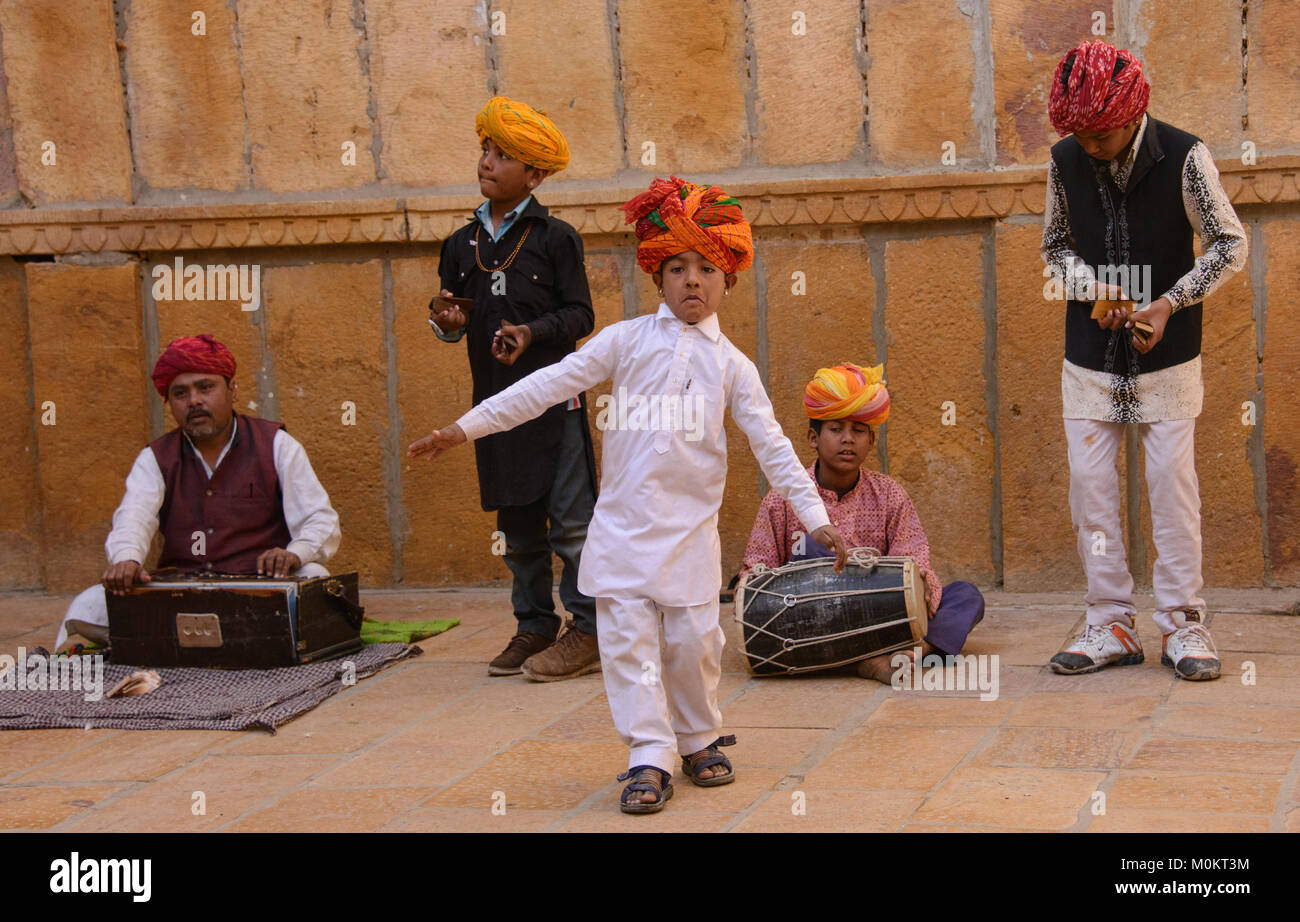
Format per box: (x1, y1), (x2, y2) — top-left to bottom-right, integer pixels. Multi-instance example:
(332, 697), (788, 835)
(1, 159), (1296, 256)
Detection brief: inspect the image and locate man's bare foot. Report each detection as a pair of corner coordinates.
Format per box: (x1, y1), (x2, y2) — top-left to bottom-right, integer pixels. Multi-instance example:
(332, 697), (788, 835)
(857, 642), (933, 684)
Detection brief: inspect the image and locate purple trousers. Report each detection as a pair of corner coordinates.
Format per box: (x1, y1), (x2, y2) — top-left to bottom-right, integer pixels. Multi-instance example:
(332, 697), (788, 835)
(923, 580), (985, 656)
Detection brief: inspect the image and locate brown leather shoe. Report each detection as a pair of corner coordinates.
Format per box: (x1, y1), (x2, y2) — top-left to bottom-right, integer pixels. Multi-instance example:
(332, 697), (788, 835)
(488, 632), (553, 676)
(521, 621), (600, 682)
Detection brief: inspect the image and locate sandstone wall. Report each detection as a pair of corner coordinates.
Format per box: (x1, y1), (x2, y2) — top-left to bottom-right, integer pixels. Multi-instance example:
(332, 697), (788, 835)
(0, 0), (1295, 593)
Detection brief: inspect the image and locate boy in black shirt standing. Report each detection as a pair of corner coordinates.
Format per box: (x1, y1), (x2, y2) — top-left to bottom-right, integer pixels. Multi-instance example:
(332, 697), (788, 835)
(1040, 41), (1247, 681)
(429, 97), (599, 682)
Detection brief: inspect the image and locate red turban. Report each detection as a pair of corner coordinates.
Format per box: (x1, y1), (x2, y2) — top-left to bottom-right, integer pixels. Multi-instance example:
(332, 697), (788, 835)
(152, 334), (236, 397)
(1048, 40), (1150, 137)
(621, 176), (753, 274)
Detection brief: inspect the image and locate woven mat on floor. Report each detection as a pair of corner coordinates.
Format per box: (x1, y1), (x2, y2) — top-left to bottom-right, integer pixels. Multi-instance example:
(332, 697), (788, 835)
(0, 642), (421, 733)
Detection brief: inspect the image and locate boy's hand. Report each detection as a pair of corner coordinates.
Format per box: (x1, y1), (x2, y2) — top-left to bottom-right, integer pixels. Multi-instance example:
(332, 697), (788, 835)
(811, 525), (848, 573)
(492, 321), (532, 365)
(1092, 282), (1131, 331)
(430, 289), (467, 333)
(1127, 297), (1171, 353)
(408, 424), (467, 461)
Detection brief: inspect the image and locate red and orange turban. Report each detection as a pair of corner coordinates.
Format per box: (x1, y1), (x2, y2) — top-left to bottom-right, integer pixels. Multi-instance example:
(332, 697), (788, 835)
(152, 334), (236, 397)
(1048, 40), (1150, 137)
(804, 363), (890, 426)
(475, 96), (569, 172)
(621, 176), (754, 274)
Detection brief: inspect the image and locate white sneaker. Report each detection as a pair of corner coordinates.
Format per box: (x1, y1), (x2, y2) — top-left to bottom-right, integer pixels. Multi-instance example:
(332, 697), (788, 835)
(1162, 616), (1221, 681)
(1049, 620), (1144, 674)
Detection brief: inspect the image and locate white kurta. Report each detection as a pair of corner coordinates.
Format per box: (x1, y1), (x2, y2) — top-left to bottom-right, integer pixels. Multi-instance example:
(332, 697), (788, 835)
(457, 303), (831, 607)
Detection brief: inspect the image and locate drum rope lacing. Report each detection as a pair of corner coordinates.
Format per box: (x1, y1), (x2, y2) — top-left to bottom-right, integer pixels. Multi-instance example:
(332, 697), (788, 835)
(735, 549), (925, 674)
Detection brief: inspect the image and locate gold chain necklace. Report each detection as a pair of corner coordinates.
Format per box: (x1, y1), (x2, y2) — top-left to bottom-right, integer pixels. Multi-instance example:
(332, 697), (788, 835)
(475, 220), (531, 273)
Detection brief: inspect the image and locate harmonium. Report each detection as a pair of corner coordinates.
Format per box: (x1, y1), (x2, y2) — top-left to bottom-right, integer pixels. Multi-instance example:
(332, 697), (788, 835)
(106, 571), (365, 668)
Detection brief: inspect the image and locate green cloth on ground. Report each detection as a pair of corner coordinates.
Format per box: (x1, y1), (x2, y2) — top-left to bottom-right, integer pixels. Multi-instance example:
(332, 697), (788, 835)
(360, 617), (459, 645)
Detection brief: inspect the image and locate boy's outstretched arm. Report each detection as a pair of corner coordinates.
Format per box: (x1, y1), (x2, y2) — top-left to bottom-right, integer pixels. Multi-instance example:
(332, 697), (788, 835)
(408, 423), (467, 461)
(408, 323), (620, 458)
(728, 361), (846, 572)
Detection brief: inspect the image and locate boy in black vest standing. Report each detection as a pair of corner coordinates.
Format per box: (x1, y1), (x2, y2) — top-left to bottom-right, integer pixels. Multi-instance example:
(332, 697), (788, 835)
(428, 98), (600, 682)
(1040, 40), (1247, 680)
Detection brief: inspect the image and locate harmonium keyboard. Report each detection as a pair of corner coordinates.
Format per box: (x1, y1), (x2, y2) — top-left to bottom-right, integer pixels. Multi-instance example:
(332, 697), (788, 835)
(106, 571), (365, 668)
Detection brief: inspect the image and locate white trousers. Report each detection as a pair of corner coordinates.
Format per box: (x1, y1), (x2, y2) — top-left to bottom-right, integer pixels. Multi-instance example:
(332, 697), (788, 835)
(55, 562), (331, 650)
(1064, 417), (1205, 636)
(596, 596), (725, 774)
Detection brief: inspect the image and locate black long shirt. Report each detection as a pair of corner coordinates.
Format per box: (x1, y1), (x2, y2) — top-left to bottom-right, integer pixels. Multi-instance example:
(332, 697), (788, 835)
(434, 196), (598, 510)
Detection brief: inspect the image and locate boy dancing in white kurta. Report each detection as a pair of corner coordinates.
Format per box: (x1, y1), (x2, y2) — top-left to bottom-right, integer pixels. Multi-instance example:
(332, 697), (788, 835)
(410, 177), (846, 813)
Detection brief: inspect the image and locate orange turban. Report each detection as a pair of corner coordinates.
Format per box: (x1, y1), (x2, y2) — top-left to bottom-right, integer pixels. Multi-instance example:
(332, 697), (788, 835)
(475, 96), (569, 172)
(621, 176), (754, 274)
(804, 363), (890, 425)
(152, 334), (236, 397)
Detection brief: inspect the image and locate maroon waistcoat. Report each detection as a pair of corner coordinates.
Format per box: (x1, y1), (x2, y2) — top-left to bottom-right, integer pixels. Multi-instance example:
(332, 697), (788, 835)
(151, 413), (292, 574)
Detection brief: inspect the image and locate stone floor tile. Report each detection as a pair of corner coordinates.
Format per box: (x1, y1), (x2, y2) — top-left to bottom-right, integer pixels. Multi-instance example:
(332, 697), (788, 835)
(224, 786), (433, 832)
(534, 698), (619, 742)
(17, 729), (241, 782)
(1218, 652), (1300, 678)
(726, 727), (828, 768)
(866, 696), (1012, 728)
(427, 739), (627, 811)
(973, 727), (1142, 770)
(308, 675), (603, 787)
(0, 783), (123, 830)
(901, 823), (1048, 832)
(1032, 663), (1175, 695)
(1106, 771), (1282, 815)
(556, 808), (733, 832)
(57, 754), (338, 832)
(221, 662), (485, 755)
(377, 806), (565, 832)
(1156, 704), (1300, 740)
(1207, 612), (1300, 655)
(913, 766), (1106, 829)
(1006, 694), (1161, 729)
(1124, 736), (1295, 774)
(802, 727), (985, 790)
(1167, 675), (1300, 708)
(0, 728), (106, 779)
(1086, 810), (1271, 833)
(0, 593), (67, 640)
(729, 789), (924, 832)
(666, 767), (788, 813)
(724, 675), (873, 728)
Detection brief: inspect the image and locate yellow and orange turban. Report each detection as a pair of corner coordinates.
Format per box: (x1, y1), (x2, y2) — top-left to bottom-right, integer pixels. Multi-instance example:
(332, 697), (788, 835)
(621, 176), (754, 274)
(152, 334), (236, 397)
(804, 363), (890, 425)
(475, 96), (569, 172)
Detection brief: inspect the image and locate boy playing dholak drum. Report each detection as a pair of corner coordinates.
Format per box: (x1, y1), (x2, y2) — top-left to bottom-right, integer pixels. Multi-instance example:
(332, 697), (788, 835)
(741, 363), (985, 682)
(410, 176), (847, 814)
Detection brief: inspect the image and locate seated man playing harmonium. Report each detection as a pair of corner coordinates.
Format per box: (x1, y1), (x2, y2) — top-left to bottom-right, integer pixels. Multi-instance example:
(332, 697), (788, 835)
(54, 334), (341, 651)
(740, 363), (985, 682)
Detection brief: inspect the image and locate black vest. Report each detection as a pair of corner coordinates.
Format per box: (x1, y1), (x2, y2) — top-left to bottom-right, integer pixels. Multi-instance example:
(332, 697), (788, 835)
(1052, 118), (1201, 376)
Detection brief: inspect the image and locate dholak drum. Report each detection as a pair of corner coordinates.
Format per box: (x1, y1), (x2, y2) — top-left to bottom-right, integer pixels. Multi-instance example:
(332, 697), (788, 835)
(734, 549), (926, 675)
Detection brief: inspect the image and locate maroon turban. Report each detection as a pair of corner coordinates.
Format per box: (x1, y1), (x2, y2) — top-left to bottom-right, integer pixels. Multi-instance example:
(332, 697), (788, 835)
(152, 334), (236, 397)
(1048, 40), (1150, 137)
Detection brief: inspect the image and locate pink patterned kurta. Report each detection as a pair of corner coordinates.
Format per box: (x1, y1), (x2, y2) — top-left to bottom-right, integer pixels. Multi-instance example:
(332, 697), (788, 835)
(742, 463), (943, 617)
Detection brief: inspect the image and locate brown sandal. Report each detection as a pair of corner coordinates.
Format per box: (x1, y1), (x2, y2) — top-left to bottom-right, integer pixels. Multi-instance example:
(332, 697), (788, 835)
(681, 735), (737, 787)
(617, 765), (674, 814)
